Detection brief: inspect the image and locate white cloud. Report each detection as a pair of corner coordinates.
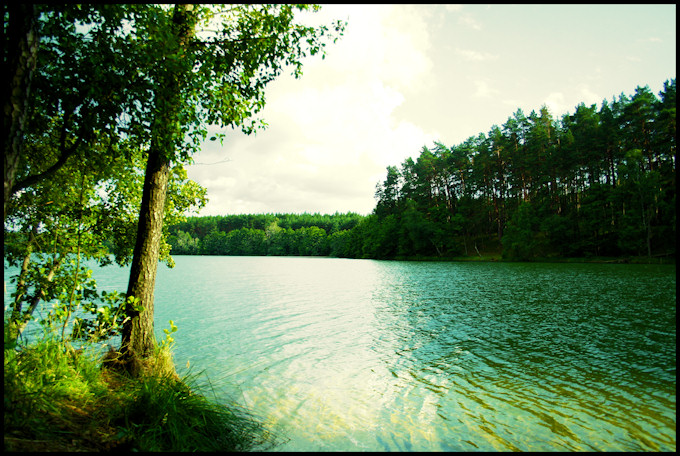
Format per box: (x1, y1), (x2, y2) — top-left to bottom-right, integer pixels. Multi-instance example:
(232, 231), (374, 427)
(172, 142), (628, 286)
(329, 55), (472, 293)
(544, 92), (567, 117)
(577, 84), (601, 107)
(455, 48), (499, 62)
(303, 5), (432, 91)
(445, 5), (464, 13)
(543, 84), (601, 118)
(201, 175), (236, 190)
(185, 5), (675, 216)
(187, 4), (438, 215)
(459, 15), (482, 30)
(447, 6), (482, 31)
(472, 79), (500, 99)
(273, 81), (407, 166)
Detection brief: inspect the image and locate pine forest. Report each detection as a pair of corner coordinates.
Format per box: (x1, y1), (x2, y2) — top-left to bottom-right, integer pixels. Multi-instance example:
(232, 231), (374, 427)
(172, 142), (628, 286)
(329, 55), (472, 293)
(168, 79), (676, 262)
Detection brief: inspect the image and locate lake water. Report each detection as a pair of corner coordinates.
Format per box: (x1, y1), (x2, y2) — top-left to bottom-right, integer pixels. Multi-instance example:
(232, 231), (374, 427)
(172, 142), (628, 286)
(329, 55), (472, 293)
(4, 256), (676, 451)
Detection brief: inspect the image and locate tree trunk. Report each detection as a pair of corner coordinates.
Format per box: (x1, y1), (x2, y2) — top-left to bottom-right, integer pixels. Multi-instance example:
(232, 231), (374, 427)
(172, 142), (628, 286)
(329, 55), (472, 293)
(120, 142), (171, 367)
(3, 4), (39, 221)
(119, 4), (196, 374)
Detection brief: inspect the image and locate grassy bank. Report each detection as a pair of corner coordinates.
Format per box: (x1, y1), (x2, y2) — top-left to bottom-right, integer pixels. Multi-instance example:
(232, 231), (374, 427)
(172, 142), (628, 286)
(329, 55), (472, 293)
(4, 331), (279, 452)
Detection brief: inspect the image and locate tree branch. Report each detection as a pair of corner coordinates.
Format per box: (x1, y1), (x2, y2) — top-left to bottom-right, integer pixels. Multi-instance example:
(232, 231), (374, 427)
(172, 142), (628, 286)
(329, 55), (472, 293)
(10, 111), (86, 195)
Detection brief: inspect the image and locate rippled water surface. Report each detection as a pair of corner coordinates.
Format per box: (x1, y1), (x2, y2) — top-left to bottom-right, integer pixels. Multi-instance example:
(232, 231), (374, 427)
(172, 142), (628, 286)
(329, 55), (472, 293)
(6, 257), (676, 451)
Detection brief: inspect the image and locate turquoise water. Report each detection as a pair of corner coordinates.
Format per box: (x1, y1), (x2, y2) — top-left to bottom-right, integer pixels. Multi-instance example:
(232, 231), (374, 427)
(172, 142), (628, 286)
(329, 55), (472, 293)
(5, 257), (676, 451)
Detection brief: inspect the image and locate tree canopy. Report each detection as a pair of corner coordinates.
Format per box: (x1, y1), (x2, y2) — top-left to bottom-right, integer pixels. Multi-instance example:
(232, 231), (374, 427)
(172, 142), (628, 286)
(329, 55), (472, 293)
(164, 80), (675, 263)
(3, 4), (346, 358)
(165, 80), (675, 263)
(167, 212), (365, 257)
(359, 80), (676, 261)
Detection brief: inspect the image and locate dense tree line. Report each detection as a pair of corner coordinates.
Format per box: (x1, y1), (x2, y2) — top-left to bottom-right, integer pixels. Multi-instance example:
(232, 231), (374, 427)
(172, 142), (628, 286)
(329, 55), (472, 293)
(167, 212), (364, 256)
(168, 80), (675, 262)
(349, 80), (676, 260)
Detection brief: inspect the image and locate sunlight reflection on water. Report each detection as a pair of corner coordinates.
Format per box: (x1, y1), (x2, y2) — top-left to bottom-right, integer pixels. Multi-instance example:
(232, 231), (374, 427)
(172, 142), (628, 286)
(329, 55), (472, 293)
(154, 258), (676, 452)
(5, 257), (675, 451)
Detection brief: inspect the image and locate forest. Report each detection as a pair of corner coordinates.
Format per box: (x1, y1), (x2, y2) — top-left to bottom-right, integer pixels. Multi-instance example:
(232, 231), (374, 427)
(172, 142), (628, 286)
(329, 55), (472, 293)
(168, 212), (364, 256)
(169, 79), (676, 261)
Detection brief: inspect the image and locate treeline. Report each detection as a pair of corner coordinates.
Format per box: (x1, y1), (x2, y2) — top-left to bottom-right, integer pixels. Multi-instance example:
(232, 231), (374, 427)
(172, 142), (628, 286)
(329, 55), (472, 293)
(169, 80), (675, 261)
(168, 212), (365, 256)
(348, 80), (676, 260)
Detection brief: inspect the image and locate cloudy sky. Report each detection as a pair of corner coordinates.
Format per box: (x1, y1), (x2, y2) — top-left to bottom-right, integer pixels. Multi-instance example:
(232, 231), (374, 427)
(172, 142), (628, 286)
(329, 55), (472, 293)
(186, 4), (676, 216)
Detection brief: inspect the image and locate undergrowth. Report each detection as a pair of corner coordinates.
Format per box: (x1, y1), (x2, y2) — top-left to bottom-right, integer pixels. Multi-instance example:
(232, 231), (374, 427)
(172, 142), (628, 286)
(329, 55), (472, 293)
(3, 328), (280, 452)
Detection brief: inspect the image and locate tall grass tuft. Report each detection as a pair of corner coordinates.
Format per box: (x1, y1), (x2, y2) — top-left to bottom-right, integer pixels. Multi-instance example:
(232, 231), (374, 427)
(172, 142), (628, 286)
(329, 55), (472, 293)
(4, 326), (280, 452)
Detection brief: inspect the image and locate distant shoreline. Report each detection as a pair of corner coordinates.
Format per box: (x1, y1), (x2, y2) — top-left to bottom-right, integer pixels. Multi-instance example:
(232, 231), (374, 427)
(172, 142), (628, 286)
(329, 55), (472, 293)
(165, 253), (675, 265)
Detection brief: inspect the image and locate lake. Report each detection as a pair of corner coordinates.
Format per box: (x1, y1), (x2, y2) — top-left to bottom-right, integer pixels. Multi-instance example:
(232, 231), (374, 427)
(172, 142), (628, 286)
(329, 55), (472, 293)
(4, 256), (676, 451)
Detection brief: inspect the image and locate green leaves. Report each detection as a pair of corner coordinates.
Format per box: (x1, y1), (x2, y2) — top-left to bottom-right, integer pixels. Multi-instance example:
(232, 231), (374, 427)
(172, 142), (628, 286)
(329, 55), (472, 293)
(4, 4), (347, 347)
(162, 320), (178, 336)
(178, 4), (345, 138)
(161, 319), (178, 347)
(359, 80), (676, 260)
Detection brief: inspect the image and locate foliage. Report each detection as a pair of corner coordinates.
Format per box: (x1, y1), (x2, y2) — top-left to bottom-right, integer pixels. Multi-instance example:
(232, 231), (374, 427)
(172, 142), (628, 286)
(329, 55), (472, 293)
(4, 3), (345, 345)
(3, 5), (208, 344)
(361, 80), (675, 261)
(3, 327), (277, 452)
(160, 319), (178, 348)
(167, 212), (365, 256)
(502, 202), (549, 261)
(3, 3), (344, 450)
(3, 139), (200, 343)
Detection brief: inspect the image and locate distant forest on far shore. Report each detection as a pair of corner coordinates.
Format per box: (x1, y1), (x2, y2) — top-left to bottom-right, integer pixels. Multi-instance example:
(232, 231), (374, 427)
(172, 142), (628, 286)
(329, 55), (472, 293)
(169, 79), (676, 261)
(168, 212), (364, 257)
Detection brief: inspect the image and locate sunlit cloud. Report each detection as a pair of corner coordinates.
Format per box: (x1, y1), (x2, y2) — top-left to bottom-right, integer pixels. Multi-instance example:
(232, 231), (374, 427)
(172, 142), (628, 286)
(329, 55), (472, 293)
(186, 4), (675, 216)
(187, 4), (438, 215)
(445, 5), (464, 13)
(472, 79), (500, 99)
(444, 4), (482, 30)
(544, 92), (567, 117)
(577, 84), (602, 107)
(455, 48), (498, 62)
(457, 13), (482, 30)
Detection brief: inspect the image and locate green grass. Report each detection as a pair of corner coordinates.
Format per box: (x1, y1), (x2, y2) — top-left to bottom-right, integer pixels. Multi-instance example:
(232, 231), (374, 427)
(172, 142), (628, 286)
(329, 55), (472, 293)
(4, 329), (280, 452)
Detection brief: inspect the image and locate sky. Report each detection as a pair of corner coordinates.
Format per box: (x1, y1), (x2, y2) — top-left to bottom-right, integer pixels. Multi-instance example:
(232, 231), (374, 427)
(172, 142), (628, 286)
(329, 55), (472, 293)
(185, 4), (676, 216)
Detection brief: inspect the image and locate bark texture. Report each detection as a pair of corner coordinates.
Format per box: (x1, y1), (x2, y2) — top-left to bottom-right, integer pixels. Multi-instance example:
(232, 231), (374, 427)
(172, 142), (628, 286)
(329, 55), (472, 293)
(119, 4), (196, 374)
(121, 146), (171, 366)
(3, 4), (38, 220)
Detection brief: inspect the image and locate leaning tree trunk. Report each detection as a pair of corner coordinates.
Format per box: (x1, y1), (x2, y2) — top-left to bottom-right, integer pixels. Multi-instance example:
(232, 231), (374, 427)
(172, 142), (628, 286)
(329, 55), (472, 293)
(119, 141), (171, 372)
(119, 4), (196, 375)
(3, 4), (38, 221)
